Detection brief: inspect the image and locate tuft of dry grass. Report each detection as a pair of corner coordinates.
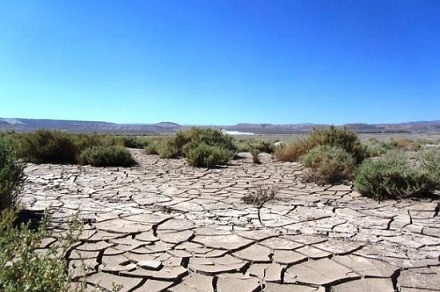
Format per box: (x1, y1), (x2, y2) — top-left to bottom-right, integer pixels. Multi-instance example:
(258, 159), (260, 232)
(273, 139), (310, 162)
(242, 185), (278, 206)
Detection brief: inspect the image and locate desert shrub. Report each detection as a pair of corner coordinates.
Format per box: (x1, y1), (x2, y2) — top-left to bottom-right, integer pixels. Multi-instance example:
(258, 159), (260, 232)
(420, 148), (440, 188)
(79, 146), (137, 167)
(274, 139), (310, 162)
(355, 151), (436, 200)
(250, 147), (261, 164)
(0, 138), (25, 210)
(275, 127), (365, 164)
(307, 126), (365, 163)
(390, 138), (420, 151)
(242, 185), (278, 206)
(0, 209), (83, 291)
(363, 138), (393, 157)
(119, 136), (150, 149)
(235, 140), (252, 152)
(71, 133), (124, 152)
(185, 143), (234, 167)
(300, 145), (356, 184)
(157, 138), (180, 159)
(181, 128), (237, 153)
(144, 142), (159, 155)
(18, 130), (78, 164)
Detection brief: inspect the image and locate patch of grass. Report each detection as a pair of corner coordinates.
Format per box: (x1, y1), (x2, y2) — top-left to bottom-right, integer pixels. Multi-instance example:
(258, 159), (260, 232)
(0, 137), (25, 211)
(144, 142), (159, 155)
(354, 151), (436, 200)
(79, 146), (137, 167)
(300, 145), (356, 185)
(242, 185), (278, 206)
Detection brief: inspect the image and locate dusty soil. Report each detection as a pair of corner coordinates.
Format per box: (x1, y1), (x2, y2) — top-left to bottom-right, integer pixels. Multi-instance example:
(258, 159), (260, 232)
(20, 150), (440, 291)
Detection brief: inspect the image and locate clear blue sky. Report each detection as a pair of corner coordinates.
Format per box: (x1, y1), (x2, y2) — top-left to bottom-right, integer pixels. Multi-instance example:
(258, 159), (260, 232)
(1, 1), (439, 125)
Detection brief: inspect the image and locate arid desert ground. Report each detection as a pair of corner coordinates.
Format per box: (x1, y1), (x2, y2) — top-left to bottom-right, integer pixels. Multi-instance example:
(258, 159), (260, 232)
(19, 145), (440, 292)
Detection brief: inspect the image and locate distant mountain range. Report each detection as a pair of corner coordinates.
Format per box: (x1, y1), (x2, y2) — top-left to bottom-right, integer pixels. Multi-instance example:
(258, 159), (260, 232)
(1, 118), (440, 135)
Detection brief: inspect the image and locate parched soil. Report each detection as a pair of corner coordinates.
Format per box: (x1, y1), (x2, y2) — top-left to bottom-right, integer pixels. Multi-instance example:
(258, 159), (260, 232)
(20, 150), (440, 292)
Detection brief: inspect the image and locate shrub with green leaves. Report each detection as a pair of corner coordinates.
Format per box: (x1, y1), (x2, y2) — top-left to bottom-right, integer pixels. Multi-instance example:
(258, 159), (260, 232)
(275, 127), (365, 164)
(307, 126), (365, 163)
(79, 146), (137, 167)
(420, 148), (440, 188)
(0, 209), (83, 291)
(300, 145), (355, 184)
(0, 138), (25, 210)
(185, 143), (234, 167)
(355, 151), (436, 200)
(363, 138), (393, 157)
(18, 130), (78, 164)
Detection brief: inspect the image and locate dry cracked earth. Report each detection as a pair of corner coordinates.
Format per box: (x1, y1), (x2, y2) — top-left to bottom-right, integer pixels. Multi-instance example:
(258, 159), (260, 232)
(20, 150), (440, 292)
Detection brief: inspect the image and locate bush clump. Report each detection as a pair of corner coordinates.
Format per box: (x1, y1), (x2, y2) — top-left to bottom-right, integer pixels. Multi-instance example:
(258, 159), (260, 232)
(18, 130), (78, 164)
(354, 151), (437, 200)
(157, 128), (236, 167)
(420, 148), (440, 188)
(0, 138), (25, 210)
(79, 146), (137, 167)
(185, 143), (234, 167)
(274, 139), (310, 162)
(300, 145), (356, 184)
(0, 210), (83, 291)
(275, 126), (365, 164)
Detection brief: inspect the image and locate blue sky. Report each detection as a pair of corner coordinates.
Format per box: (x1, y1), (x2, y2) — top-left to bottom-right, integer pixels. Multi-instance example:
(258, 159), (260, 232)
(1, 1), (439, 125)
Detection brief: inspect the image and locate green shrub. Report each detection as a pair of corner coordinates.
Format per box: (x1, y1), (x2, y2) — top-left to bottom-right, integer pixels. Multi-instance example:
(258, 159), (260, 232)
(307, 126), (365, 163)
(274, 139), (310, 162)
(71, 133), (122, 152)
(420, 148), (440, 188)
(355, 151), (436, 200)
(181, 128), (237, 153)
(250, 147), (261, 164)
(363, 138), (392, 157)
(79, 146), (137, 167)
(144, 142), (159, 155)
(18, 130), (78, 164)
(0, 209), (83, 291)
(0, 138), (25, 210)
(300, 145), (355, 184)
(185, 143), (234, 167)
(119, 136), (150, 149)
(157, 138), (180, 159)
(275, 127), (366, 164)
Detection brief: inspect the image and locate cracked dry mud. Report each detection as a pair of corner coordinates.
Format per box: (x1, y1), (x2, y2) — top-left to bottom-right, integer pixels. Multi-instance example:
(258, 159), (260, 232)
(20, 150), (440, 292)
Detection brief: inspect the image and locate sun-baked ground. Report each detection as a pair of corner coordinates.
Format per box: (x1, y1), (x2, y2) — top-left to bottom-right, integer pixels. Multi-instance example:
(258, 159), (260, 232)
(20, 149), (440, 292)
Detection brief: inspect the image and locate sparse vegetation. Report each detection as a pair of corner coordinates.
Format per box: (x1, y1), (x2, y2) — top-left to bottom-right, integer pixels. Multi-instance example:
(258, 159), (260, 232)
(362, 138), (392, 157)
(0, 137), (25, 211)
(300, 145), (355, 184)
(79, 146), (137, 167)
